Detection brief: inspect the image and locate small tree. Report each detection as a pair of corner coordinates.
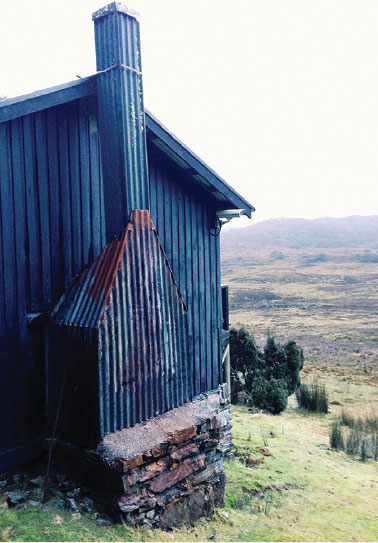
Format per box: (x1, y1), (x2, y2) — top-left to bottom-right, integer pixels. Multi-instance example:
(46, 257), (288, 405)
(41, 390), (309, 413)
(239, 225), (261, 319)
(229, 327), (262, 378)
(284, 340), (304, 395)
(229, 328), (304, 414)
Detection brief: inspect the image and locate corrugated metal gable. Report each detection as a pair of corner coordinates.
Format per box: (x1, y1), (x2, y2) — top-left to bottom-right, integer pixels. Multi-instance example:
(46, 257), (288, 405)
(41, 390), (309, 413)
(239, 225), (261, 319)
(50, 210), (191, 446)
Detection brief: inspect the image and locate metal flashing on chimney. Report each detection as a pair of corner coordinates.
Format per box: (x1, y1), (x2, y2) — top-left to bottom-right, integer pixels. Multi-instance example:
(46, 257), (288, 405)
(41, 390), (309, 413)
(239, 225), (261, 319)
(92, 2), (140, 21)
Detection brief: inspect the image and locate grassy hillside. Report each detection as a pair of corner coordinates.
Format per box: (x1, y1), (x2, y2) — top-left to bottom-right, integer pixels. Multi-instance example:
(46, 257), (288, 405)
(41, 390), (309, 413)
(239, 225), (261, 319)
(222, 215), (378, 250)
(221, 216), (378, 384)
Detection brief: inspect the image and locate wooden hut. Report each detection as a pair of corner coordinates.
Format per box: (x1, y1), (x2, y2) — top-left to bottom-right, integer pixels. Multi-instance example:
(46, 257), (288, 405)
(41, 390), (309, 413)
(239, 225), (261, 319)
(0, 2), (254, 526)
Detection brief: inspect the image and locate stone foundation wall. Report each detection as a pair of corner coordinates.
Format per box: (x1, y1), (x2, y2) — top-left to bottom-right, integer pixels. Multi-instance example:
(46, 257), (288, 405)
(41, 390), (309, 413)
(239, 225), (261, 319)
(55, 386), (233, 528)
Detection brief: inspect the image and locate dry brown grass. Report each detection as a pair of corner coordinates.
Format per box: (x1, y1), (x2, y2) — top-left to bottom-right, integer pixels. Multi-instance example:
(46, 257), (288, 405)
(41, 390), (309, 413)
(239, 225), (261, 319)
(222, 246), (378, 384)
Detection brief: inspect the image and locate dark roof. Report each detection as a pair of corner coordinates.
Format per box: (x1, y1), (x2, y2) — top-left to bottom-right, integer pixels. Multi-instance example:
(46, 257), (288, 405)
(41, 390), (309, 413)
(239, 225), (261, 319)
(0, 76), (96, 123)
(0, 76), (254, 216)
(146, 111), (254, 215)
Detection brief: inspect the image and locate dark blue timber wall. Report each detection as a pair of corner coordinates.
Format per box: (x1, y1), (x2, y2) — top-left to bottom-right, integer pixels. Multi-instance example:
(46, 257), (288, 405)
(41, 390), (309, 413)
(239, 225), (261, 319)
(0, 96), (105, 470)
(148, 144), (222, 397)
(0, 99), (223, 470)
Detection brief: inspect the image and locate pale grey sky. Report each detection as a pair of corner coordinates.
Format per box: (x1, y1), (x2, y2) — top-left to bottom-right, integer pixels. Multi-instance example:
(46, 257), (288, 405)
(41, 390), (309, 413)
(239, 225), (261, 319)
(1, 0), (377, 226)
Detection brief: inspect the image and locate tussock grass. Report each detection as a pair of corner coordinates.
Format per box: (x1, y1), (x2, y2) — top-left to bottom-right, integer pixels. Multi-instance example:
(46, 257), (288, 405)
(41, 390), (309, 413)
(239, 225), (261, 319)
(296, 381), (329, 413)
(330, 405), (378, 461)
(341, 405), (378, 433)
(329, 420), (344, 450)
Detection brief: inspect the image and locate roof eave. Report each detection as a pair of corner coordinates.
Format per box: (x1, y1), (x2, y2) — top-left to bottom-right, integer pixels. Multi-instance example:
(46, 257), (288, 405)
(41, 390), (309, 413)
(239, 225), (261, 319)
(0, 76), (97, 124)
(0, 76), (255, 216)
(145, 109), (255, 217)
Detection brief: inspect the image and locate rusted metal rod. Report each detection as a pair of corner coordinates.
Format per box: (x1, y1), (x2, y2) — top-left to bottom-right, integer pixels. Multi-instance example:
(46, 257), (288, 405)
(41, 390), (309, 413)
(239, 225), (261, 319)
(43, 364), (68, 503)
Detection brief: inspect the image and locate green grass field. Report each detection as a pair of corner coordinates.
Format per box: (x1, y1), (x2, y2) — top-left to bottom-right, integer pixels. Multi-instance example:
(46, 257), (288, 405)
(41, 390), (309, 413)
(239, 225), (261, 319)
(1, 379), (377, 541)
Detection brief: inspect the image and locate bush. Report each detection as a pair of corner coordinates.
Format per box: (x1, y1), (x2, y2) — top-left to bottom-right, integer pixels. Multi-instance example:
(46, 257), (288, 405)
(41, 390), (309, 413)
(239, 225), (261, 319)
(295, 381), (329, 413)
(271, 251), (285, 261)
(354, 251), (378, 263)
(230, 371), (243, 405)
(283, 340), (304, 395)
(229, 327), (263, 379)
(229, 328), (304, 414)
(251, 377), (288, 415)
(302, 253), (328, 266)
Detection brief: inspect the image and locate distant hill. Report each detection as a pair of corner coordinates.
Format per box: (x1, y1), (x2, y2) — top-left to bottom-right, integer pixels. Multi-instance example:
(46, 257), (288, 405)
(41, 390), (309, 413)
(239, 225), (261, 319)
(221, 216), (378, 250)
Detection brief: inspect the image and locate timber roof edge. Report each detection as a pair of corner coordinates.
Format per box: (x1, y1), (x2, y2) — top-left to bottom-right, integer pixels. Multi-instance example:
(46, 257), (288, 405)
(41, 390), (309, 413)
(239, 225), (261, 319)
(0, 76), (254, 216)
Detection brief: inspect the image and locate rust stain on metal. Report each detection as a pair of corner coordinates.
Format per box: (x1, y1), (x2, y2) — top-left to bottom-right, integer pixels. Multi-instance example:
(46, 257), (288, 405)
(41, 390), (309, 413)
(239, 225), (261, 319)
(51, 209), (191, 444)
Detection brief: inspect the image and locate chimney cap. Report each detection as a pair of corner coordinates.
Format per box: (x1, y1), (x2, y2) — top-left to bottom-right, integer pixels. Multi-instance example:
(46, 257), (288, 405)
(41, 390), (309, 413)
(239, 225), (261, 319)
(92, 2), (140, 22)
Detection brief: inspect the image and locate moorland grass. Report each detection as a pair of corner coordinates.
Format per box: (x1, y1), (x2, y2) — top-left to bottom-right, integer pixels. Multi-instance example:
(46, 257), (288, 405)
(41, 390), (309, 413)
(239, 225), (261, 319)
(329, 405), (378, 461)
(221, 246), (378, 386)
(1, 379), (377, 542)
(296, 381), (329, 413)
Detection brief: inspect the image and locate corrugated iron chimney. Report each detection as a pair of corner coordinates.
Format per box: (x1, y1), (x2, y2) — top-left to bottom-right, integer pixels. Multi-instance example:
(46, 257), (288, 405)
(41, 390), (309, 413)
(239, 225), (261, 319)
(93, 2), (149, 240)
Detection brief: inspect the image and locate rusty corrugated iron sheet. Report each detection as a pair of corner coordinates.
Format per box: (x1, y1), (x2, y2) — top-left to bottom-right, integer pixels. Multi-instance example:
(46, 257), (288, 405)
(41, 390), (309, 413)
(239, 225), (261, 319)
(51, 210), (191, 447)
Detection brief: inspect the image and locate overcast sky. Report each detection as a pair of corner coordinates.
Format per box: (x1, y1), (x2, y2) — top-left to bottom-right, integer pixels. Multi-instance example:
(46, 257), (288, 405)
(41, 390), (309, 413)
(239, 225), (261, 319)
(1, 0), (377, 226)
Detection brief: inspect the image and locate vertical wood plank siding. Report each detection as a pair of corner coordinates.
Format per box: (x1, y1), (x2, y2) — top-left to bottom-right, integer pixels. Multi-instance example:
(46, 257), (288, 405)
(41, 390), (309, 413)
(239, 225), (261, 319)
(148, 145), (222, 397)
(0, 100), (223, 469)
(0, 97), (105, 470)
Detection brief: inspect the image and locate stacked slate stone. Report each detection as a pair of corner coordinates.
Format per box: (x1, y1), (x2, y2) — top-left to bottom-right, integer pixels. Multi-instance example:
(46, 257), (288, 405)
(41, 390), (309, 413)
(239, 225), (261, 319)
(54, 387), (233, 529)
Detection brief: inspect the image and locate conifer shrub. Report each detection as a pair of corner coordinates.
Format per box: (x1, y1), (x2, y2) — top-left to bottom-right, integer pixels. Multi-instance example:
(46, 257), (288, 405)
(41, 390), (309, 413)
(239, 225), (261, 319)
(229, 328), (264, 381)
(229, 328), (304, 414)
(251, 377), (288, 415)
